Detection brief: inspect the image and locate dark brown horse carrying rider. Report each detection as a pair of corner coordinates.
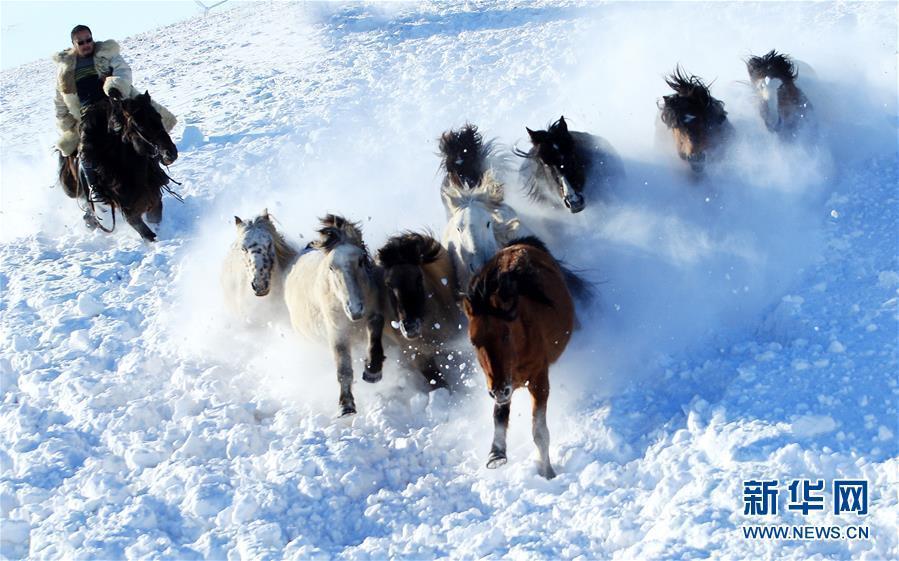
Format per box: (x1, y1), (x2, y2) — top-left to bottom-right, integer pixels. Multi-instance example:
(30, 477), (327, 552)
(53, 25), (177, 226)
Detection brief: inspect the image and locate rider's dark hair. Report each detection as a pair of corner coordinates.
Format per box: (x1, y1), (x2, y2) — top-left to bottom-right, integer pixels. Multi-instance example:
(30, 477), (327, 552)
(70, 25), (92, 41)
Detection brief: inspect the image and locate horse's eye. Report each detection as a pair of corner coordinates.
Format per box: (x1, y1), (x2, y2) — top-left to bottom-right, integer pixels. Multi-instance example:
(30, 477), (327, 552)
(457, 226), (462, 233)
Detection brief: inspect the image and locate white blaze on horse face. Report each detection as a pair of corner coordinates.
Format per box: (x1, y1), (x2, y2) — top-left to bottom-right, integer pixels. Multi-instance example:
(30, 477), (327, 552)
(758, 76), (783, 127)
(328, 245), (367, 322)
(445, 203), (498, 289)
(241, 226), (276, 297)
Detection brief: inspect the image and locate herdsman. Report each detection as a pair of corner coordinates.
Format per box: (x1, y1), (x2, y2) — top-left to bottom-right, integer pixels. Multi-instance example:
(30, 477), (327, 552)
(53, 25), (177, 223)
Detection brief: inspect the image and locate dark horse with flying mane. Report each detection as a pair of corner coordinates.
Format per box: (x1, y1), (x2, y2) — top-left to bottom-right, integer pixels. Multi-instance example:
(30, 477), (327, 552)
(438, 123), (495, 192)
(515, 116), (623, 213)
(658, 67), (733, 173)
(746, 50), (815, 141)
(59, 90), (178, 241)
(463, 235), (585, 479)
(377, 231), (462, 389)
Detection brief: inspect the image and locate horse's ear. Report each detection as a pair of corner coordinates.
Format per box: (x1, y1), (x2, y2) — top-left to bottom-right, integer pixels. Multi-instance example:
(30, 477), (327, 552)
(234, 216), (243, 226)
(527, 127), (546, 144)
(262, 208), (270, 220)
(558, 116), (568, 132)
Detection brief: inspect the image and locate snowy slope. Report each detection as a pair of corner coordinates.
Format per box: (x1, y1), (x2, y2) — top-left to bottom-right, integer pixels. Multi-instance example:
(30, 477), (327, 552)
(1, 1), (896, 559)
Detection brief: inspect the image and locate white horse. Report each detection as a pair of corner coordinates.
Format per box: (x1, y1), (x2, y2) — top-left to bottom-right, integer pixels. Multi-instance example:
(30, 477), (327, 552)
(283, 215), (386, 417)
(221, 210), (297, 325)
(441, 171), (530, 293)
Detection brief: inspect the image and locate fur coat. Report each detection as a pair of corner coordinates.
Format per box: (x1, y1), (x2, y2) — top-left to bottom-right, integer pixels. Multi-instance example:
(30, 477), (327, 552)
(52, 39), (177, 155)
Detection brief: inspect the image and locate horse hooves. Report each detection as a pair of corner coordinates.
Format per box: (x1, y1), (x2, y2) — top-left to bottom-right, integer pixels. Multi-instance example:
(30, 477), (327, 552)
(362, 369), (382, 383)
(339, 404), (357, 417)
(538, 464), (557, 480)
(486, 454), (507, 469)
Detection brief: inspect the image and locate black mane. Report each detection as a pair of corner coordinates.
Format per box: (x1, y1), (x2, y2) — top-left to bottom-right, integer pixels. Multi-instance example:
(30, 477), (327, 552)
(660, 67), (728, 129)
(747, 50), (798, 83)
(466, 244), (554, 320)
(439, 123), (495, 188)
(378, 231), (442, 268)
(314, 214), (369, 255)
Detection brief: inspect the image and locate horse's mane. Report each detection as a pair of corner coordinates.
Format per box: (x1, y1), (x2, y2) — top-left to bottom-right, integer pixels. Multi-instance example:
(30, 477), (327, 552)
(438, 123), (497, 188)
(505, 235), (550, 253)
(660, 67), (728, 128)
(443, 170), (506, 214)
(746, 50), (797, 83)
(313, 214), (368, 254)
(244, 213), (299, 269)
(378, 231), (442, 268)
(466, 238), (555, 319)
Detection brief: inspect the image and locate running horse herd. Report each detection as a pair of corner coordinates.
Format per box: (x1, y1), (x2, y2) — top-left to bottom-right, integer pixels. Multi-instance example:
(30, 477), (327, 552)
(59, 51), (814, 478)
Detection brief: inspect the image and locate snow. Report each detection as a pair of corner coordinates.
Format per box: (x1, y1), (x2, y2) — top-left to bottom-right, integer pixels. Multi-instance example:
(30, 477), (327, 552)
(1, 1), (897, 559)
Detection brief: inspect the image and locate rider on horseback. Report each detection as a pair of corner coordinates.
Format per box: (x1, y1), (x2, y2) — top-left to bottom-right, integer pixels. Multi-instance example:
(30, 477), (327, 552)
(53, 25), (177, 227)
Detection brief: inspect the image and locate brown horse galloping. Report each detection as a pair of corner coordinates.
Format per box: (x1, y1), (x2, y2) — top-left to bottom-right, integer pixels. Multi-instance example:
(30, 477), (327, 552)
(463, 236), (579, 479)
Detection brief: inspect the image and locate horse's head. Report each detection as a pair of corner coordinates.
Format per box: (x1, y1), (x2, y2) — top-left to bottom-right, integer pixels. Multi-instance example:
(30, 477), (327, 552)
(659, 68), (729, 171)
(439, 123), (491, 189)
(378, 232), (443, 339)
(443, 197), (500, 292)
(314, 215), (372, 322)
(234, 210), (278, 297)
(746, 50), (801, 134)
(111, 90), (178, 165)
(463, 255), (552, 405)
(523, 116), (586, 213)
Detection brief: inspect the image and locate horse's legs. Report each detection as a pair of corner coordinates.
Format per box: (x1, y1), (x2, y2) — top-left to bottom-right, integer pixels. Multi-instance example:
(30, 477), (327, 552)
(124, 211), (157, 242)
(362, 312), (385, 383)
(331, 336), (356, 417)
(146, 198), (163, 225)
(487, 400), (510, 469)
(529, 373), (555, 479)
(418, 354), (448, 390)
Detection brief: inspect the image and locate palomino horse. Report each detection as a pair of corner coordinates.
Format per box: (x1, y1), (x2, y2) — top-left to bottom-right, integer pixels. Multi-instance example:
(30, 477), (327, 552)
(377, 232), (462, 389)
(746, 50), (815, 141)
(283, 215), (385, 417)
(221, 210), (298, 324)
(658, 67), (734, 173)
(463, 236), (581, 479)
(516, 116), (624, 214)
(59, 91), (179, 240)
(441, 171), (530, 295)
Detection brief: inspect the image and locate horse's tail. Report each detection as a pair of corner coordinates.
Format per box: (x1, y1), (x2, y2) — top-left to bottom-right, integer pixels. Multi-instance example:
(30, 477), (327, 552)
(506, 235), (596, 306)
(559, 263), (595, 307)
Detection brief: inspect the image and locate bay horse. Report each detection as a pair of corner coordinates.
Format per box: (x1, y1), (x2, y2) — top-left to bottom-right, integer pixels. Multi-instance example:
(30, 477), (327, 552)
(58, 91), (178, 241)
(746, 50), (815, 140)
(377, 232), (461, 389)
(463, 236), (580, 479)
(441, 172), (530, 295)
(221, 210), (298, 325)
(658, 67), (734, 173)
(283, 215), (385, 417)
(515, 116), (624, 213)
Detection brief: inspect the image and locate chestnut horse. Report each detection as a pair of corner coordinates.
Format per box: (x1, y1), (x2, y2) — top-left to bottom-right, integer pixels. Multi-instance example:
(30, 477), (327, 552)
(746, 50), (815, 141)
(658, 67), (733, 173)
(463, 236), (579, 479)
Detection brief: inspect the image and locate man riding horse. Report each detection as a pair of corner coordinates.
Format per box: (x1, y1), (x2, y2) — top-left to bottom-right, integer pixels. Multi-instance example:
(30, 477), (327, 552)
(53, 25), (177, 228)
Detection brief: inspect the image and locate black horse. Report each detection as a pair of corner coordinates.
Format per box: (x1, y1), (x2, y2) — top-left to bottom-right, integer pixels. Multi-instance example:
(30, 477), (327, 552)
(515, 116), (623, 213)
(746, 50), (815, 140)
(658, 67), (734, 173)
(59, 90), (178, 241)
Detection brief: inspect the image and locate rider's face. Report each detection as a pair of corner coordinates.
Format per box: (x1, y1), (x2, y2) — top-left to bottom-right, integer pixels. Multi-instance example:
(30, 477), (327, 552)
(72, 31), (94, 57)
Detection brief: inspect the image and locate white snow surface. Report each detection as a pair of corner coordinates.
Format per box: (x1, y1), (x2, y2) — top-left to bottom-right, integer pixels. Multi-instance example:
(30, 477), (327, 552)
(1, 1), (897, 559)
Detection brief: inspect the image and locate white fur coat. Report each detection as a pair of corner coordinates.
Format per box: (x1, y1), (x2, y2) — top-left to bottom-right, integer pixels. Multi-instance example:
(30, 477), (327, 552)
(52, 40), (177, 155)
